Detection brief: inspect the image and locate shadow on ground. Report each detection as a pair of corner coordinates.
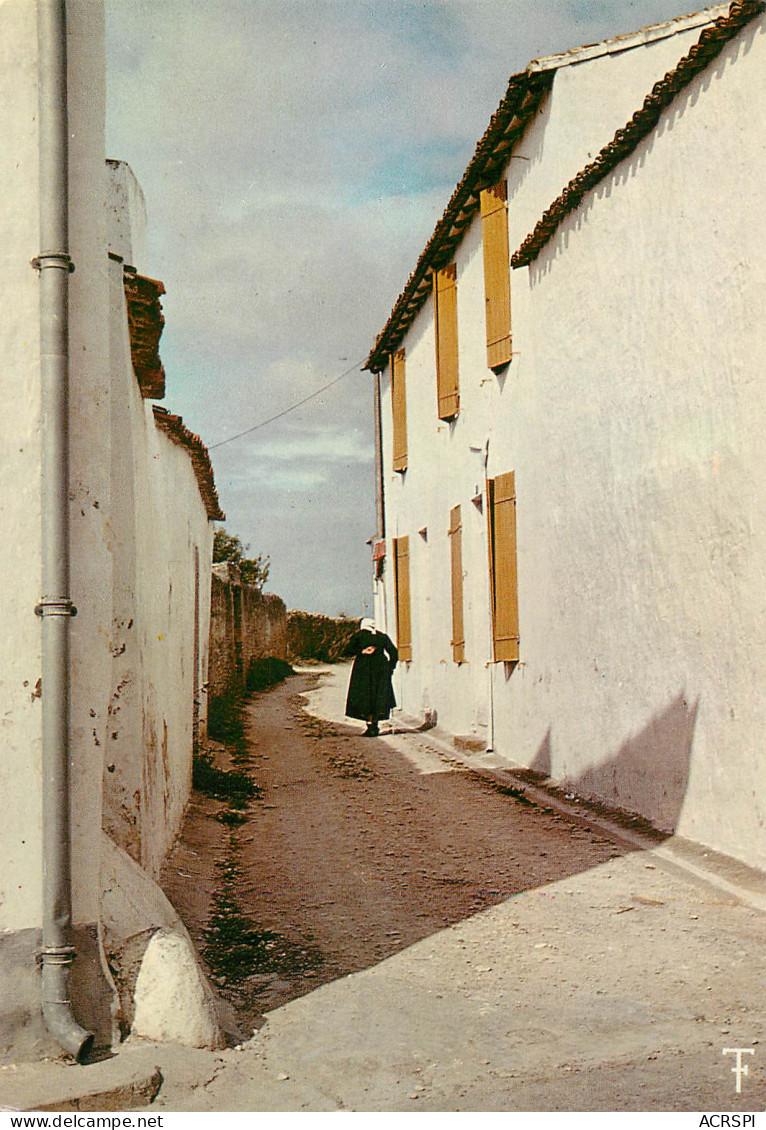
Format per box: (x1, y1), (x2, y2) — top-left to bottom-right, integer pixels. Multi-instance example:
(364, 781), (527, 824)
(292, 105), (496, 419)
(161, 671), (695, 1040)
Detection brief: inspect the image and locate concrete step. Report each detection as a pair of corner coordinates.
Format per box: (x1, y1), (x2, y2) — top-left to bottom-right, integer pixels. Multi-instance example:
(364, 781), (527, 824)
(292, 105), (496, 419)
(452, 734), (487, 753)
(0, 1048), (164, 1112)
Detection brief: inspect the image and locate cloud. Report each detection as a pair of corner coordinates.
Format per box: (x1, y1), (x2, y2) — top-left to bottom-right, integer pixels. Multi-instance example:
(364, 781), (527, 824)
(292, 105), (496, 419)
(106, 0), (690, 613)
(214, 420), (373, 493)
(248, 428), (374, 467)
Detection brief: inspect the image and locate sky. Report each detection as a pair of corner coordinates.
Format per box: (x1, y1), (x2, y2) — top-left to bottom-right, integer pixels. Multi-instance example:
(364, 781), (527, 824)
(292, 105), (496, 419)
(105, 0), (696, 615)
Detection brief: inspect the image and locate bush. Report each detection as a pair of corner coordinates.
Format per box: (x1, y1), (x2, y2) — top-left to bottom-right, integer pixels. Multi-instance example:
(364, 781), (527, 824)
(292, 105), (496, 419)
(287, 611), (359, 663)
(213, 527), (270, 592)
(245, 656), (294, 693)
(207, 690), (246, 746)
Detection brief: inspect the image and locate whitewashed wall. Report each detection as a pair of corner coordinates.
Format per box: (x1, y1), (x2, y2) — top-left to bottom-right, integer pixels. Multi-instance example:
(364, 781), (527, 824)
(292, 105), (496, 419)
(105, 265), (214, 878)
(130, 411), (214, 877)
(0, 0), (45, 943)
(68, 0), (112, 934)
(104, 167), (215, 875)
(378, 11), (766, 869)
(0, 3), (216, 1061)
(0, 0), (112, 942)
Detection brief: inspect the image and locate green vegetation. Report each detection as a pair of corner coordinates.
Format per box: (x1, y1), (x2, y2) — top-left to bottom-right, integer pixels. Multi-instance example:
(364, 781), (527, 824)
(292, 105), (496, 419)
(207, 690), (247, 751)
(201, 659), (292, 825)
(213, 526), (270, 591)
(246, 656), (294, 692)
(203, 853), (323, 984)
(192, 750), (260, 808)
(493, 782), (534, 805)
(287, 610), (359, 663)
(197, 690), (254, 823)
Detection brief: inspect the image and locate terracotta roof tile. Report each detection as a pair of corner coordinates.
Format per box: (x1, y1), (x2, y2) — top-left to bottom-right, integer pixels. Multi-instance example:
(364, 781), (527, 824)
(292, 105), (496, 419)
(364, 71), (552, 372)
(152, 406), (225, 521)
(364, 2), (757, 372)
(512, 0), (763, 268)
(124, 270), (166, 398)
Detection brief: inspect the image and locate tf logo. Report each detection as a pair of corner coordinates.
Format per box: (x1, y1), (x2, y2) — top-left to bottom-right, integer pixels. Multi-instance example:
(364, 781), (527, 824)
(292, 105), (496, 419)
(722, 1047), (755, 1094)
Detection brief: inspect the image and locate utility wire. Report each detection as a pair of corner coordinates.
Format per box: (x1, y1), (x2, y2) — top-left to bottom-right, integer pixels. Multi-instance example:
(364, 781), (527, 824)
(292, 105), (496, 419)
(207, 358), (365, 450)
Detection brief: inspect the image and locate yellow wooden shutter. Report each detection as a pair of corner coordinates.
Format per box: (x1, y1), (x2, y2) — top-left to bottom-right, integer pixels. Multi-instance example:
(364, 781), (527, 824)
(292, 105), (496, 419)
(480, 181), (512, 371)
(433, 264), (459, 420)
(391, 349), (407, 473)
(449, 504), (465, 664)
(487, 471), (519, 662)
(394, 535), (412, 662)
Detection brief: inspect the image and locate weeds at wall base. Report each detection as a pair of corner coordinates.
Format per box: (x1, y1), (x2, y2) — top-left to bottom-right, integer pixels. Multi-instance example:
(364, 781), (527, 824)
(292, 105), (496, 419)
(195, 687), (255, 823)
(217, 808), (248, 827)
(192, 750), (260, 809)
(203, 853), (323, 984)
(206, 690), (247, 751)
(246, 656), (294, 693)
(197, 657), (323, 1000)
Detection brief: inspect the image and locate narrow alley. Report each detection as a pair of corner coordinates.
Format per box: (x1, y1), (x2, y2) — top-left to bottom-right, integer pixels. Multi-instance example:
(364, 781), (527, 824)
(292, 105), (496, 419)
(168, 669), (623, 1019)
(153, 667), (766, 1112)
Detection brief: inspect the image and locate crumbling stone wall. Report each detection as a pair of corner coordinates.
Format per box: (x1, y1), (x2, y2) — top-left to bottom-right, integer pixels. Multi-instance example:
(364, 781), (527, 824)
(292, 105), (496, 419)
(208, 563), (287, 699)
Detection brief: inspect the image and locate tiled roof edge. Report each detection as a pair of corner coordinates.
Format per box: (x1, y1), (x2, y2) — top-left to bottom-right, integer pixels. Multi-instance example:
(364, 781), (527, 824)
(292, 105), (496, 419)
(152, 406), (226, 522)
(124, 270), (166, 399)
(512, 0), (763, 269)
(527, 3), (729, 72)
(364, 70), (553, 373)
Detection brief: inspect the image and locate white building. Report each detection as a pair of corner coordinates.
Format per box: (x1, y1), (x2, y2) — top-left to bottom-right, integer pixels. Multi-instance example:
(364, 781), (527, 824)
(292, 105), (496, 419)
(367, 1), (766, 871)
(0, 1), (221, 1061)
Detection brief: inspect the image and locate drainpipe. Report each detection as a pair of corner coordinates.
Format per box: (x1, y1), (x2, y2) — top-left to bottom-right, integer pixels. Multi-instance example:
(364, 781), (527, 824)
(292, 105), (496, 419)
(33, 0), (94, 1061)
(373, 370), (385, 542)
(373, 369), (388, 632)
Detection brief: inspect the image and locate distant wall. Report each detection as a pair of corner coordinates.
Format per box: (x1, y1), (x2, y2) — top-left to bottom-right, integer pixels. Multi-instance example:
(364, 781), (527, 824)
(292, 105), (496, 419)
(287, 611), (358, 663)
(209, 563), (287, 699)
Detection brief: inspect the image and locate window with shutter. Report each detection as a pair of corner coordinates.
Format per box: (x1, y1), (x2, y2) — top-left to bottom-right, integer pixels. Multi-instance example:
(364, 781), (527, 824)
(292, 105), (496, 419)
(449, 504), (465, 664)
(480, 181), (512, 371)
(391, 349), (407, 472)
(433, 264), (459, 420)
(487, 471), (519, 663)
(394, 535), (413, 662)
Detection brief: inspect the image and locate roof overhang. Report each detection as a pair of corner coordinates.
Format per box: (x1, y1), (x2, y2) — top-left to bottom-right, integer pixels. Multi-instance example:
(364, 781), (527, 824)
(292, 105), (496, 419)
(153, 406), (225, 522)
(364, 2), (739, 374)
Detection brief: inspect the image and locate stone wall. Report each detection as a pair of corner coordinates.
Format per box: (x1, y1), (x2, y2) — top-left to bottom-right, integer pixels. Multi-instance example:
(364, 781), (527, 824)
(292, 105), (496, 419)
(286, 611), (358, 663)
(209, 563), (288, 700)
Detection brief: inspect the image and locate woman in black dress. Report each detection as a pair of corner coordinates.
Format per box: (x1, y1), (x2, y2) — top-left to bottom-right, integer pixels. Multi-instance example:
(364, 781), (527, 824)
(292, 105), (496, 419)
(345, 617), (398, 736)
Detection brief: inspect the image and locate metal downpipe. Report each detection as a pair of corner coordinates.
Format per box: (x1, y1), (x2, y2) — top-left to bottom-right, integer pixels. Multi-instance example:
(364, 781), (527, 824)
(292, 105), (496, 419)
(373, 370), (387, 632)
(35, 0), (94, 1062)
(373, 370), (385, 544)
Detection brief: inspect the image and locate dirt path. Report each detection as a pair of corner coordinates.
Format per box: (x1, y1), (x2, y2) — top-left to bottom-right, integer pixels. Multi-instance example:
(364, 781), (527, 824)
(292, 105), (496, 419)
(152, 669), (766, 1110)
(162, 669), (635, 1037)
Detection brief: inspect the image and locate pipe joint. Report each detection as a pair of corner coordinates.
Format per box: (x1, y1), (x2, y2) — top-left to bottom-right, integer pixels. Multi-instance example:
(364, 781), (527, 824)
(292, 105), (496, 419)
(31, 251), (75, 273)
(41, 949), (95, 1060)
(35, 598), (77, 618)
(41, 945), (76, 968)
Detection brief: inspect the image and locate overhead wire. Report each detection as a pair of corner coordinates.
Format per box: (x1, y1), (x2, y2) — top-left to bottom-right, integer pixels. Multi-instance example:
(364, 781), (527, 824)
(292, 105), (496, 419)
(207, 358), (365, 450)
